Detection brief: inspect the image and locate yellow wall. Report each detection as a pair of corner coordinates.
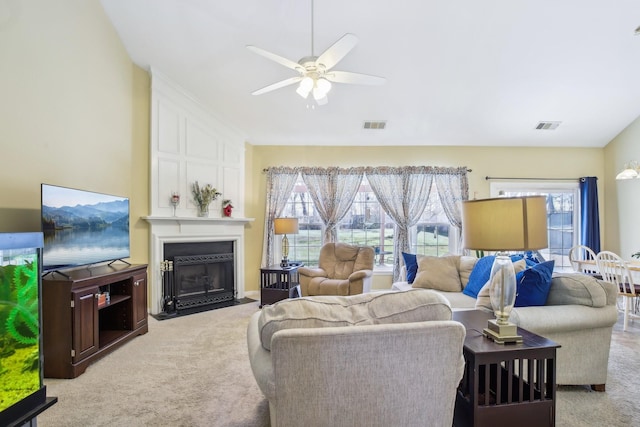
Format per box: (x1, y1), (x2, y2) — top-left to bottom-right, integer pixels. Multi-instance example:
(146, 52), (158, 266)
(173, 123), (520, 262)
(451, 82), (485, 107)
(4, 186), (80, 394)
(0, 1), (150, 262)
(243, 145), (605, 291)
(603, 117), (640, 258)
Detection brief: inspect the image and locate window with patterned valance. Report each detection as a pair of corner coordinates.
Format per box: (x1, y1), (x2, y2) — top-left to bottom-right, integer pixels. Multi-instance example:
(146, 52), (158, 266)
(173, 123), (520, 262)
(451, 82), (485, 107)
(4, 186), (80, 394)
(261, 166), (469, 281)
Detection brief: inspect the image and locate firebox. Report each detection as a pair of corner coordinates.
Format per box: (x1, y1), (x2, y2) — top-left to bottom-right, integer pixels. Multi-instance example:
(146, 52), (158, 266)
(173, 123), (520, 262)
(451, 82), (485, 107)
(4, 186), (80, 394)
(161, 241), (235, 315)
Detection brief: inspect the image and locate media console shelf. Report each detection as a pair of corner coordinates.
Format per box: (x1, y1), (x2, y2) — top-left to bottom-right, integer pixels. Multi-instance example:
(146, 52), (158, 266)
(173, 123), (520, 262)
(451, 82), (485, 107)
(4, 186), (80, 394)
(42, 263), (148, 378)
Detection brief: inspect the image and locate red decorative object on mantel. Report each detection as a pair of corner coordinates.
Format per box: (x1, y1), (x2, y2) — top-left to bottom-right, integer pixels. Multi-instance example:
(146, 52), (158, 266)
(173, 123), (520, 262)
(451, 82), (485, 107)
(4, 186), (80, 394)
(222, 200), (233, 217)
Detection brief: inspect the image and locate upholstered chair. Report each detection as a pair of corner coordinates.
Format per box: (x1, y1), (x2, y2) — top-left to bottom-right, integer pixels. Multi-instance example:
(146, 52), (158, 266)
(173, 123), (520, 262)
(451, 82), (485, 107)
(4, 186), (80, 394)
(298, 242), (375, 296)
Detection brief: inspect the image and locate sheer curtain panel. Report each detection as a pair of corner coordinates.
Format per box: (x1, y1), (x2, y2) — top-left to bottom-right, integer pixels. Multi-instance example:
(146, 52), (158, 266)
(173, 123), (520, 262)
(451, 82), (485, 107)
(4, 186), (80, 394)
(301, 167), (364, 243)
(262, 167), (300, 267)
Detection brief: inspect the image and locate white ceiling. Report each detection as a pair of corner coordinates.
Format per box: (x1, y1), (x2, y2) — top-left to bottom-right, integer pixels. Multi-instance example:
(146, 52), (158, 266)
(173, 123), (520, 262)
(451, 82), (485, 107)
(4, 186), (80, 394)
(101, 0), (640, 148)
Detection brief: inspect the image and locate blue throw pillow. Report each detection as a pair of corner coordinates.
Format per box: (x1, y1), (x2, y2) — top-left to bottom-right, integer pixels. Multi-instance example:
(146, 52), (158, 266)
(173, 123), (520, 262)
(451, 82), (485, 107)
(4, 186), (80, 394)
(514, 260), (555, 307)
(525, 251), (539, 261)
(402, 252), (419, 284)
(463, 256), (496, 298)
(463, 255), (530, 298)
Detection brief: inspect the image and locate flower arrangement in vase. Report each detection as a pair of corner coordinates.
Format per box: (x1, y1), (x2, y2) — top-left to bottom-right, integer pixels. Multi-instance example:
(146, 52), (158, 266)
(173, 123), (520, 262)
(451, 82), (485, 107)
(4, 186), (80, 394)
(170, 192), (180, 216)
(191, 181), (221, 217)
(222, 199), (233, 217)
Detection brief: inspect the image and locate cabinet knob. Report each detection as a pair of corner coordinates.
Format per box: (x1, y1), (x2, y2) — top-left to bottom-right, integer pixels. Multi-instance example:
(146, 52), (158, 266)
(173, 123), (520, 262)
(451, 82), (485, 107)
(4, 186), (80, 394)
(134, 280), (140, 286)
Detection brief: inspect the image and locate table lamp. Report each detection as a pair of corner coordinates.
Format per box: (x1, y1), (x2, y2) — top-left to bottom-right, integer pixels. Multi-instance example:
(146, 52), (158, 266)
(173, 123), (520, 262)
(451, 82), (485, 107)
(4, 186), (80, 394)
(274, 217), (299, 267)
(462, 196), (548, 344)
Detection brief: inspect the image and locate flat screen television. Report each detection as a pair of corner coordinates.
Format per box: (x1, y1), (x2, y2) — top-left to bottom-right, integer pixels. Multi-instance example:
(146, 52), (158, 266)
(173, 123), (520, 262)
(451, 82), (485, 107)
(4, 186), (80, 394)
(41, 184), (130, 273)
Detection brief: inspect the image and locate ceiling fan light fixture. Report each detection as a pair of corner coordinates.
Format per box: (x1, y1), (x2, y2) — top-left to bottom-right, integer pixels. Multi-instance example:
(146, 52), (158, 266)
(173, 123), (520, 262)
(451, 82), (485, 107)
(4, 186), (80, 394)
(316, 78), (332, 95)
(312, 78), (331, 104)
(296, 76), (314, 98)
(616, 161), (640, 180)
(313, 93), (328, 105)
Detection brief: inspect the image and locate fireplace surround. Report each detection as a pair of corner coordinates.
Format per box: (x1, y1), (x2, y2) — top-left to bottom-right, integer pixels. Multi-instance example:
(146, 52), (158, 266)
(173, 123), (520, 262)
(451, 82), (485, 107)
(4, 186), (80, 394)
(143, 217), (252, 315)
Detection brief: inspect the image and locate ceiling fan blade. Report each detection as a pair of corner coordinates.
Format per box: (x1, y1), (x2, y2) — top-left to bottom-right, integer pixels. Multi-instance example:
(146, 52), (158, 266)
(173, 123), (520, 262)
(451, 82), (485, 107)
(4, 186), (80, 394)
(251, 76), (303, 96)
(246, 45), (303, 71)
(316, 33), (358, 70)
(325, 71), (386, 85)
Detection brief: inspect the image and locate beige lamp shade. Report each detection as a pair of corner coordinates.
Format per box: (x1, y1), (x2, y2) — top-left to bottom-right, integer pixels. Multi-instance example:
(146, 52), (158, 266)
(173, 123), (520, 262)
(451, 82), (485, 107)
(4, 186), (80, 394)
(274, 218), (299, 235)
(462, 196), (548, 251)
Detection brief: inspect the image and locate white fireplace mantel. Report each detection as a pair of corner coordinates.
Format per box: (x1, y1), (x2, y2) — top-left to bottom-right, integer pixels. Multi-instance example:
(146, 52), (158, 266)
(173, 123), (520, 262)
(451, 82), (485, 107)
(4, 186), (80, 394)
(143, 216), (255, 314)
(143, 216), (254, 226)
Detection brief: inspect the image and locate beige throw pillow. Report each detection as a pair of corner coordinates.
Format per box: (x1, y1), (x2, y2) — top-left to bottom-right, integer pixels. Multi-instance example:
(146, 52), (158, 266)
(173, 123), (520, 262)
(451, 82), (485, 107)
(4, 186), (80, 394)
(412, 255), (462, 292)
(475, 259), (527, 310)
(459, 256), (479, 288)
(546, 273), (609, 307)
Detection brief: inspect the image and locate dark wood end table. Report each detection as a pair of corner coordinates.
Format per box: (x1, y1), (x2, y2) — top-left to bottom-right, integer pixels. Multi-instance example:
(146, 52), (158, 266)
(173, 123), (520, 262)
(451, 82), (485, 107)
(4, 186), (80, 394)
(453, 310), (560, 427)
(260, 262), (303, 307)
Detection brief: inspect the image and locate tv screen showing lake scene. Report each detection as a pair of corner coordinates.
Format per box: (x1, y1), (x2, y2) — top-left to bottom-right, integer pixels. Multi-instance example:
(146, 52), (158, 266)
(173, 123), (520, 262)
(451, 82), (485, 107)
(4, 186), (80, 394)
(41, 184), (130, 271)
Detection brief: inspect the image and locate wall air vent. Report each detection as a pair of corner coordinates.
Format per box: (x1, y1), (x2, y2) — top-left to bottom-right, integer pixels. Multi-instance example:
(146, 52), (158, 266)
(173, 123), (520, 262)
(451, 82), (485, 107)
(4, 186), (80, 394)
(535, 121), (561, 130)
(363, 121), (386, 130)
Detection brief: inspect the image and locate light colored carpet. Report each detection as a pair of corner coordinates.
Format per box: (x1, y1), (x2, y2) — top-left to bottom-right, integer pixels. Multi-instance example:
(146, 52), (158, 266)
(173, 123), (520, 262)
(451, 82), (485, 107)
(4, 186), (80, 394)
(39, 300), (269, 427)
(37, 298), (640, 427)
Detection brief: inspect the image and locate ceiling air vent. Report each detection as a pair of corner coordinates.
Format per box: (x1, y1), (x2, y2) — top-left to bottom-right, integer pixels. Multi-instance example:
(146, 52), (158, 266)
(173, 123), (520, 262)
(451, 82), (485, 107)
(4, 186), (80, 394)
(535, 121), (561, 130)
(363, 121), (386, 130)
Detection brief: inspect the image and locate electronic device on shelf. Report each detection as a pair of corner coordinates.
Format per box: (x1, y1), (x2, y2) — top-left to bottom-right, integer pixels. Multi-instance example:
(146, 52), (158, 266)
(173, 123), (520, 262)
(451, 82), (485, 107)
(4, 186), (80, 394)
(280, 261), (302, 269)
(40, 183), (130, 275)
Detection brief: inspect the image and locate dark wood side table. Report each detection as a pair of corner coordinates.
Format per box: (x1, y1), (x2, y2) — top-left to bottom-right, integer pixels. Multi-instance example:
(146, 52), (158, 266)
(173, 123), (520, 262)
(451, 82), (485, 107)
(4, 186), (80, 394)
(453, 310), (560, 427)
(260, 262), (303, 307)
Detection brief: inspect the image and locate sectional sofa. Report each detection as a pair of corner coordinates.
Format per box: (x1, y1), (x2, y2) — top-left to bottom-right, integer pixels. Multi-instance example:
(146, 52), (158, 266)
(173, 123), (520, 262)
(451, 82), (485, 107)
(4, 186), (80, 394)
(392, 254), (619, 390)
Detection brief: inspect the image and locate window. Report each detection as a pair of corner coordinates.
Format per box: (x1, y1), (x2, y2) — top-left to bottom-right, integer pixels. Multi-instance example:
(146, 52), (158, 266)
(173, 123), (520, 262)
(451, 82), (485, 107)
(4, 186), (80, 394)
(412, 182), (457, 257)
(490, 181), (580, 271)
(336, 177), (395, 268)
(278, 180), (323, 266)
(280, 176), (454, 269)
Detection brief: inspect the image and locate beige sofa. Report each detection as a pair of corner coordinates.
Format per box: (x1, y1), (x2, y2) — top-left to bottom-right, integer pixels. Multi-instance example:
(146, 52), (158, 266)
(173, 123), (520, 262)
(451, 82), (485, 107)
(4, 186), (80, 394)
(392, 255), (619, 391)
(247, 289), (466, 427)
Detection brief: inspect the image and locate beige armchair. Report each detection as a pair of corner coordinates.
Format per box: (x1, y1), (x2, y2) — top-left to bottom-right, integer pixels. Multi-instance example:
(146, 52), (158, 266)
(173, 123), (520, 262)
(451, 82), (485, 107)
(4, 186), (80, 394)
(298, 242), (375, 296)
(247, 289), (466, 427)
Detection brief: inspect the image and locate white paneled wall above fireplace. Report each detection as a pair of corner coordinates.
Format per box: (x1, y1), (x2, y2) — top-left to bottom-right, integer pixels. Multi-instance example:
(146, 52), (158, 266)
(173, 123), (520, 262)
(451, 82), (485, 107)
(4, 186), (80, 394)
(150, 68), (246, 219)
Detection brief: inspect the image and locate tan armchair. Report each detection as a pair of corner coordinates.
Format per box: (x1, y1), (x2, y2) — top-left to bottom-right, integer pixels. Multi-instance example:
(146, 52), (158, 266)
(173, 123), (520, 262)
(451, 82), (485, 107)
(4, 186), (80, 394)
(298, 242), (375, 296)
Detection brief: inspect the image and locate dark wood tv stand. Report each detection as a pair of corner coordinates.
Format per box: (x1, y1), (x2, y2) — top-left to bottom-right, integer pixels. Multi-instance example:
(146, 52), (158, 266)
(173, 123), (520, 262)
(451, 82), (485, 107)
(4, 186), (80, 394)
(42, 263), (148, 378)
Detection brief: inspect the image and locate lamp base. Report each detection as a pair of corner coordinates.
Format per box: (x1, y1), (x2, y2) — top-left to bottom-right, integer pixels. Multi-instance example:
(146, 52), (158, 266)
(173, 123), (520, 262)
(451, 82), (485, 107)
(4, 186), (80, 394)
(483, 318), (523, 344)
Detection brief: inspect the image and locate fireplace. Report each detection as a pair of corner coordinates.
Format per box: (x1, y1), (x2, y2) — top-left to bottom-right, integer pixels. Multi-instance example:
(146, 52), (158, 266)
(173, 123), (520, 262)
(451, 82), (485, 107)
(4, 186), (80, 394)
(143, 217), (252, 316)
(161, 241), (235, 315)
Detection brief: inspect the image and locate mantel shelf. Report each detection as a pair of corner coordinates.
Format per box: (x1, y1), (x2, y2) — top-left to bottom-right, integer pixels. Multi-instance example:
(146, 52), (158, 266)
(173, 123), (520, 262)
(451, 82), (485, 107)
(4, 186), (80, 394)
(143, 216), (254, 225)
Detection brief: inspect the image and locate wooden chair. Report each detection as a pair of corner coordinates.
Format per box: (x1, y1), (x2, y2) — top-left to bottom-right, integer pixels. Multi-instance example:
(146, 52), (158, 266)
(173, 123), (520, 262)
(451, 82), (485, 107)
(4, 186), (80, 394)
(596, 250), (640, 331)
(568, 245), (598, 275)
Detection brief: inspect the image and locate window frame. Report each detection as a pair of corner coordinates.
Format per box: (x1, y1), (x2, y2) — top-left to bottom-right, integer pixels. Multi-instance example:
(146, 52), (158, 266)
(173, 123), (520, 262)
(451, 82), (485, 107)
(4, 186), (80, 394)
(490, 180), (580, 271)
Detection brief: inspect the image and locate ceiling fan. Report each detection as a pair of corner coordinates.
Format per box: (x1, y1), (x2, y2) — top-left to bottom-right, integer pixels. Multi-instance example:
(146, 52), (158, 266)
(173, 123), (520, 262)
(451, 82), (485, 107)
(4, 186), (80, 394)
(246, 0), (385, 106)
